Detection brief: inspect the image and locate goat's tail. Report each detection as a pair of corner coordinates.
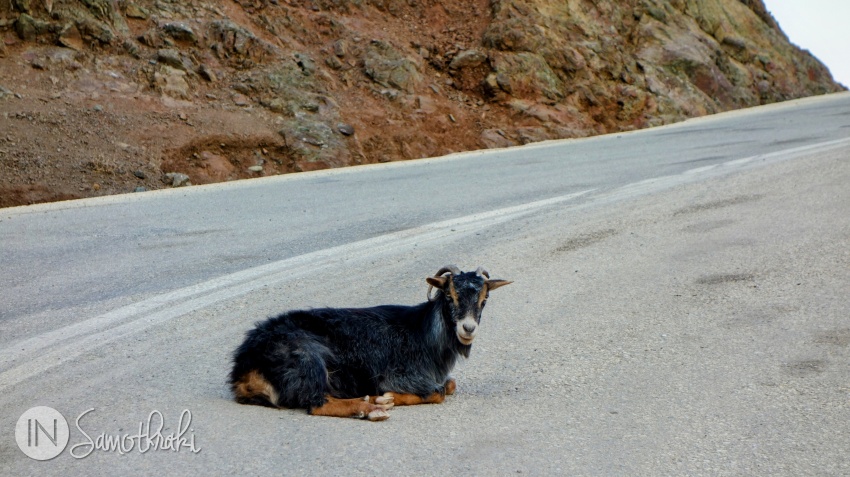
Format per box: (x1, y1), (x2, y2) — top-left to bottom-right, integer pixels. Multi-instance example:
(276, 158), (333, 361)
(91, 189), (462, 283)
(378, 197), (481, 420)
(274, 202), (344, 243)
(230, 326), (282, 408)
(230, 316), (333, 409)
(232, 369), (280, 408)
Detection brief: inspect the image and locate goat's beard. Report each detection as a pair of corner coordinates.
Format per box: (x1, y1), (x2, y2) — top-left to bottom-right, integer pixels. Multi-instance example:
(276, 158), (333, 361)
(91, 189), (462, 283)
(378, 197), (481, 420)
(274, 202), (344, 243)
(457, 334), (474, 346)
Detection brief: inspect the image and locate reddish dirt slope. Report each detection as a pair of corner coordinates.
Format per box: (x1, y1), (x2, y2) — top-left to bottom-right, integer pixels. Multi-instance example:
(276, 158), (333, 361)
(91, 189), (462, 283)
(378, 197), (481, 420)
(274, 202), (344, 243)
(0, 0), (843, 207)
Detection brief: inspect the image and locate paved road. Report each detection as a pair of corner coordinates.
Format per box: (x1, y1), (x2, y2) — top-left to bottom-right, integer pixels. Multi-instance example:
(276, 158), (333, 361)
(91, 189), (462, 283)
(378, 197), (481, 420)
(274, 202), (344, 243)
(1, 92), (849, 475)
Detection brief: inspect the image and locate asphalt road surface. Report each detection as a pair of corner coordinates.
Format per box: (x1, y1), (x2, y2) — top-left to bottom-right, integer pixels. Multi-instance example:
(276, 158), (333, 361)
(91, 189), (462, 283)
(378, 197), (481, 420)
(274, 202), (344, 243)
(2, 92), (849, 475)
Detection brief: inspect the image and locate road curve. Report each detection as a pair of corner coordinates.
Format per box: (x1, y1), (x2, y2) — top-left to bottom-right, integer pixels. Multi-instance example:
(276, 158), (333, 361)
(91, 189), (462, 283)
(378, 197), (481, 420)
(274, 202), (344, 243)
(1, 92), (849, 475)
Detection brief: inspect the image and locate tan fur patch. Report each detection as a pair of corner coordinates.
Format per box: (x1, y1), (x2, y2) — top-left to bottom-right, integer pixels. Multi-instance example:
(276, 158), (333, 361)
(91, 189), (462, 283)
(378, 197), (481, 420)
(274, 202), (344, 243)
(478, 286), (488, 308)
(310, 396), (385, 419)
(385, 391), (446, 406)
(448, 278), (459, 306)
(233, 369), (279, 406)
(445, 378), (457, 396)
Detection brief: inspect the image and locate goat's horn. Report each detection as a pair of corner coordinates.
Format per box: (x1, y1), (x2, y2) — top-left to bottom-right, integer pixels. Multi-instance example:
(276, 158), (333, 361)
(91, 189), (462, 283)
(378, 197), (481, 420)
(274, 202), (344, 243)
(475, 267), (490, 278)
(428, 265), (460, 301)
(434, 265), (461, 277)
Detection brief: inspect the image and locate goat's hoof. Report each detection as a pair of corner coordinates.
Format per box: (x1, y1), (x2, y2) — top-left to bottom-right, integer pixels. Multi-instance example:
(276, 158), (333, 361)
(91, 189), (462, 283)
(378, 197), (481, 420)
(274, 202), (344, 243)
(374, 393), (395, 409)
(367, 409), (390, 421)
(368, 393), (394, 409)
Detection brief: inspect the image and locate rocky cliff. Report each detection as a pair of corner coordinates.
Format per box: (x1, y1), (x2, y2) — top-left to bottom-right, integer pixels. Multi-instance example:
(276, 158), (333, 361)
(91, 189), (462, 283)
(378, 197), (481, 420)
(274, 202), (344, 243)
(0, 0), (843, 206)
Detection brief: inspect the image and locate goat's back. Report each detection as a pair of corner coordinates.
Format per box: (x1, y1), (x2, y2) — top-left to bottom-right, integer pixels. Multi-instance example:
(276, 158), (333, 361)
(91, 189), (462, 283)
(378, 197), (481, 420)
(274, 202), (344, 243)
(231, 301), (453, 405)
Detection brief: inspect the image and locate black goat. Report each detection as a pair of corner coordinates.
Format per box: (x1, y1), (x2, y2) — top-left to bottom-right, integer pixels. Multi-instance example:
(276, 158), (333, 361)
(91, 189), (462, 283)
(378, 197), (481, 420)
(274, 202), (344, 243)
(230, 265), (511, 421)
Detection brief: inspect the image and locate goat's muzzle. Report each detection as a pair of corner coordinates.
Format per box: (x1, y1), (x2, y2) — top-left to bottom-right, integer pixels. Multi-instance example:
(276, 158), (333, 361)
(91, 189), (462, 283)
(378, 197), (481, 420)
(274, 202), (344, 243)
(456, 319), (477, 345)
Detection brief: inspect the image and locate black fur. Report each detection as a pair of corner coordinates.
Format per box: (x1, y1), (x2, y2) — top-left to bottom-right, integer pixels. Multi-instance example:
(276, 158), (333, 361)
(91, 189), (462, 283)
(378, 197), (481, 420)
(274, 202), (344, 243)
(230, 269), (507, 410)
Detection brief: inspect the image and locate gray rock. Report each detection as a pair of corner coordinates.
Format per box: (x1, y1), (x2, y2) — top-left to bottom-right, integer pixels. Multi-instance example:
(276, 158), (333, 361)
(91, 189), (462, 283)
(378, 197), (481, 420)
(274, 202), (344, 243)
(247, 165), (263, 172)
(279, 117), (349, 169)
(480, 129), (518, 149)
(337, 123), (355, 136)
(294, 53), (316, 76)
(363, 40), (421, 93)
(483, 73), (500, 95)
(722, 35), (748, 50)
(76, 17), (115, 44)
(125, 3), (149, 19)
(449, 49), (487, 70)
(31, 57), (48, 70)
(333, 39), (347, 57)
(15, 13), (49, 41)
(138, 29), (165, 48)
(133, 170), (146, 179)
(157, 49), (188, 71)
(495, 73), (512, 93)
(154, 65), (191, 99)
(162, 22), (197, 43)
(198, 64), (217, 82)
(164, 172), (191, 187)
(13, 0), (31, 13)
(208, 20), (276, 63)
(325, 56), (344, 70)
(133, 186), (147, 193)
(380, 88), (400, 100)
(489, 52), (563, 100)
(232, 93), (251, 106)
(261, 98), (287, 113)
(302, 135), (325, 147)
(645, 5), (668, 23)
(233, 83), (252, 95)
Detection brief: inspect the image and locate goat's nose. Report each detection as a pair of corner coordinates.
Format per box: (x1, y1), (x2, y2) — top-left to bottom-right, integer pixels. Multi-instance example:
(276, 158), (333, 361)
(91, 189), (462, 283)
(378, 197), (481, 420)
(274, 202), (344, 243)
(463, 323), (476, 334)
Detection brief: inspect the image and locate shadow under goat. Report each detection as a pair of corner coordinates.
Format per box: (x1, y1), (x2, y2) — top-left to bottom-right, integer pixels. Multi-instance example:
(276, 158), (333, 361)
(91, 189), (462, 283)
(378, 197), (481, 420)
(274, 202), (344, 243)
(230, 265), (511, 421)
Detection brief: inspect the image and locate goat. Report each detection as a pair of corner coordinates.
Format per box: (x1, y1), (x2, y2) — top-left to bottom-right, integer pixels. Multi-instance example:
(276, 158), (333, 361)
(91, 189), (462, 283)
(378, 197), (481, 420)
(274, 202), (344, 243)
(230, 265), (511, 421)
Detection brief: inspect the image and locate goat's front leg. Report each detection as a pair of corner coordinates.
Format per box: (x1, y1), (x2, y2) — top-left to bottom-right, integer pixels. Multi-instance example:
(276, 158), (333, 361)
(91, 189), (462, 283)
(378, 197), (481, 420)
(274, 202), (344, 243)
(384, 391), (446, 406)
(381, 378), (458, 406)
(309, 395), (392, 421)
(367, 393), (396, 407)
(385, 379), (457, 406)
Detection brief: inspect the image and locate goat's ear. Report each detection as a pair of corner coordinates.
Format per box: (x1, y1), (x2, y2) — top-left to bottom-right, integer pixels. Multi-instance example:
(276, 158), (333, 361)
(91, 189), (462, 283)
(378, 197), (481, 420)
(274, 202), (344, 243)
(485, 279), (512, 291)
(426, 276), (448, 289)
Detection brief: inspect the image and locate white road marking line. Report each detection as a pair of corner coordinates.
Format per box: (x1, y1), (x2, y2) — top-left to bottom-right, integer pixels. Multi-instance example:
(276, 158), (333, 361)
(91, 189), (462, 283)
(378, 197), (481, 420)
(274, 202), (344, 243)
(4, 136), (849, 389)
(0, 189), (594, 389)
(714, 137), (850, 171)
(597, 137), (850, 205)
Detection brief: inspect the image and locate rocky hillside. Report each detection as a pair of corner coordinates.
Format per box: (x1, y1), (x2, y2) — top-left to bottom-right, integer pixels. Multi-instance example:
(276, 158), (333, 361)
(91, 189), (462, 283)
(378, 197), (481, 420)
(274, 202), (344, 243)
(0, 0), (843, 207)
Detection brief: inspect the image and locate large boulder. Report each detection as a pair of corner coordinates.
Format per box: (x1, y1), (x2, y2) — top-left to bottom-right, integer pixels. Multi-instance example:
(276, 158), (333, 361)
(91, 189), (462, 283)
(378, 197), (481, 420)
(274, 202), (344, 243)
(363, 40), (421, 93)
(488, 52), (565, 101)
(278, 117), (351, 171)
